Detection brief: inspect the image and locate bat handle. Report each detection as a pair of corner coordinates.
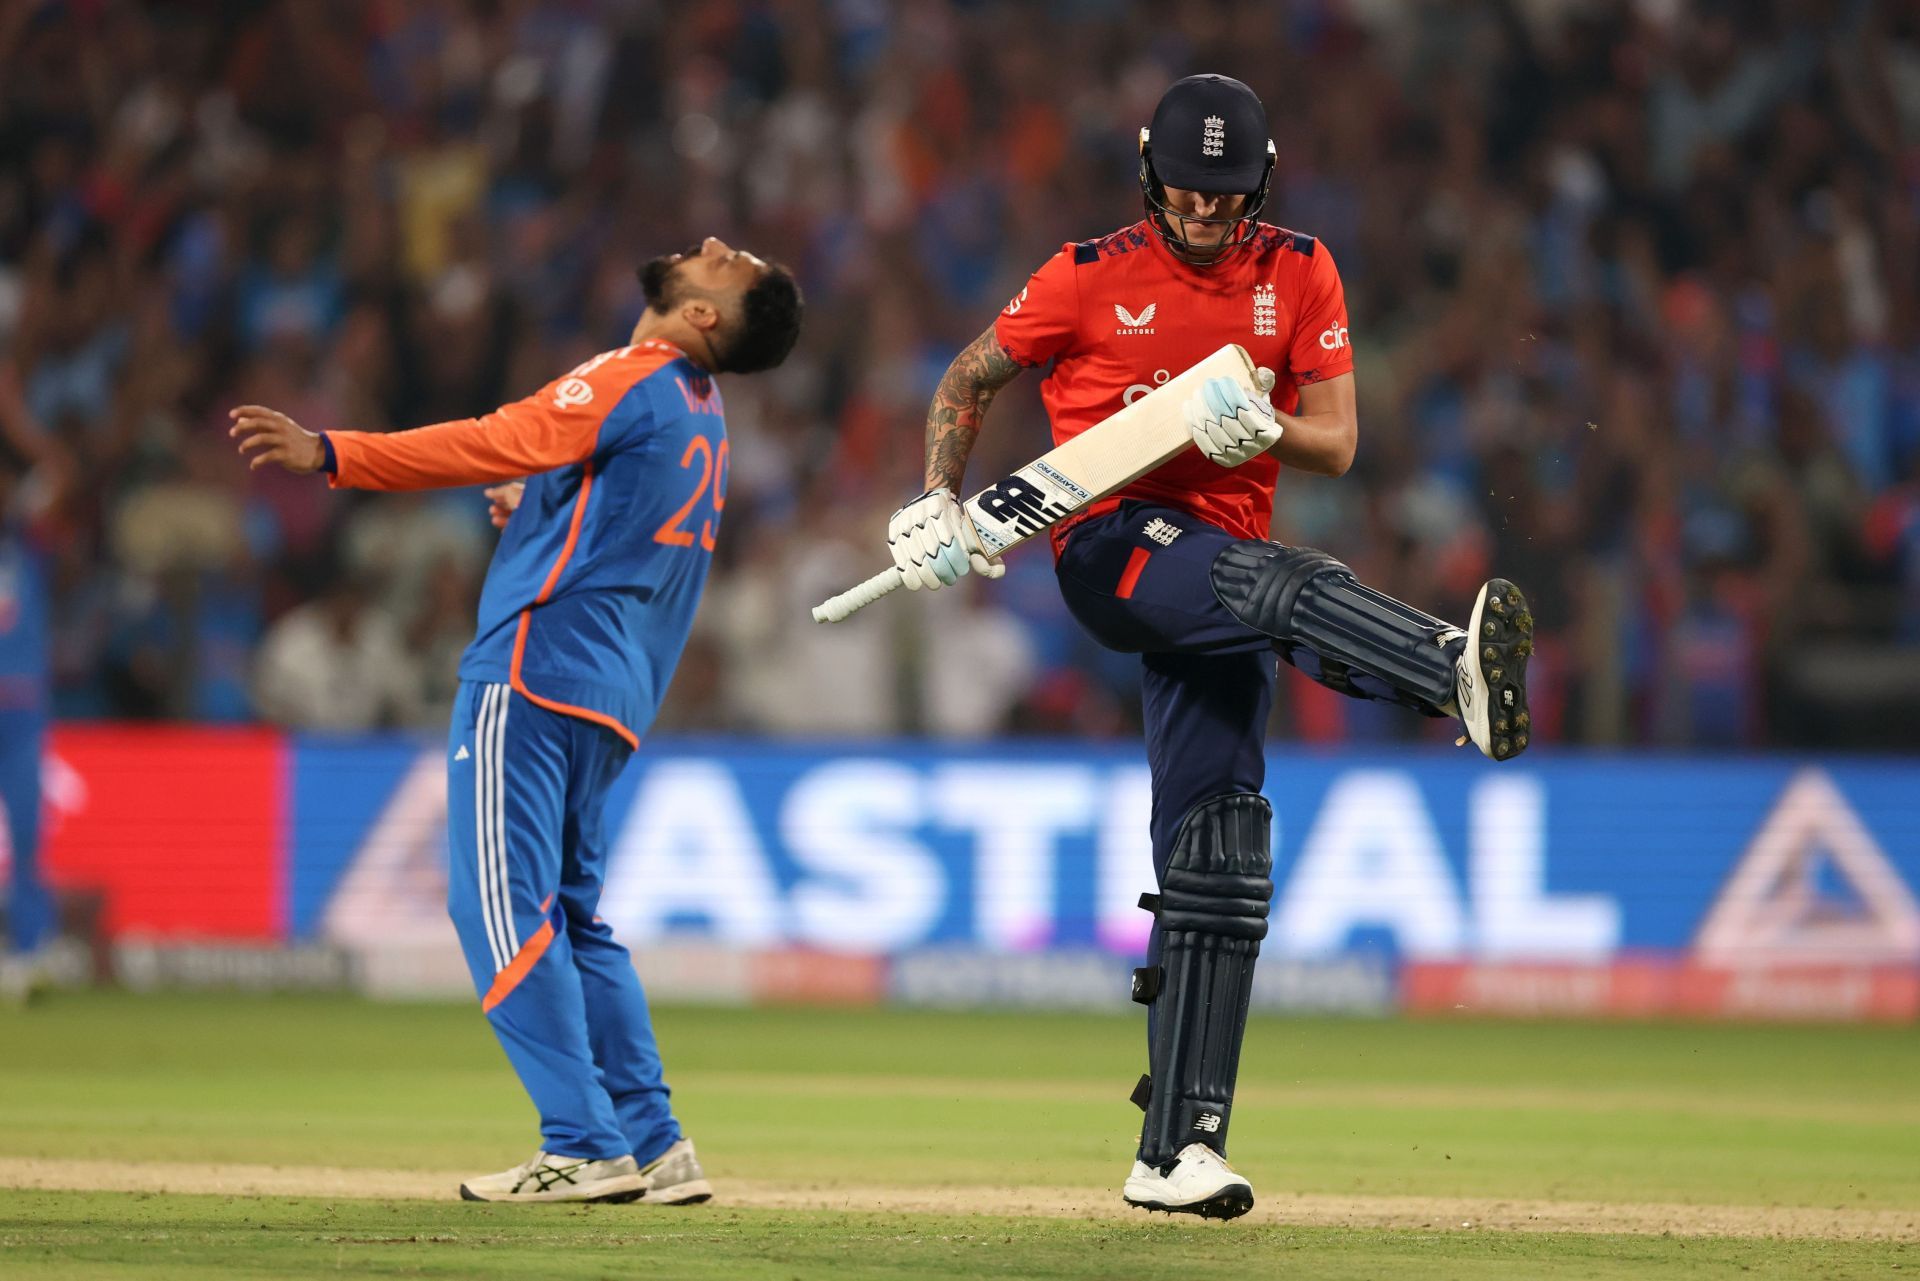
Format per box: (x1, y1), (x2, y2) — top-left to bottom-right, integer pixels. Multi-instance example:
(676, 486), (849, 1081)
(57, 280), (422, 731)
(811, 566), (905, 623)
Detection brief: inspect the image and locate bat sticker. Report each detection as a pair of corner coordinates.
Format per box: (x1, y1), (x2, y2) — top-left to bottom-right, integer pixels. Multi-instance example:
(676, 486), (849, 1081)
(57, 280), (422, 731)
(967, 466), (1078, 553)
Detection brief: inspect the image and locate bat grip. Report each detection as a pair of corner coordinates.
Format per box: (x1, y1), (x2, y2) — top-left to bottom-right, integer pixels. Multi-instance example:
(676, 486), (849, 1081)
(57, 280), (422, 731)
(811, 566), (905, 623)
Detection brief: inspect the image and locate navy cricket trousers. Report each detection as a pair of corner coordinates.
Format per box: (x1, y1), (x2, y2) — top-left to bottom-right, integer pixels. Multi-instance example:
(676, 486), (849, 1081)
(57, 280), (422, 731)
(1057, 501), (1282, 1064)
(1055, 502), (1279, 878)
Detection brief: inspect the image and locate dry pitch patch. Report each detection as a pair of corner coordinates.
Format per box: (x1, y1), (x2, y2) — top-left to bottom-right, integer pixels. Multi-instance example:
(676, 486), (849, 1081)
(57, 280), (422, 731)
(3, 1157), (1913, 1242)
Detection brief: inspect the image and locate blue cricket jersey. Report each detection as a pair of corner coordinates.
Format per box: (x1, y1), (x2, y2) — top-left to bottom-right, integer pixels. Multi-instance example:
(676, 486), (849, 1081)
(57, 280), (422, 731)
(324, 340), (726, 746)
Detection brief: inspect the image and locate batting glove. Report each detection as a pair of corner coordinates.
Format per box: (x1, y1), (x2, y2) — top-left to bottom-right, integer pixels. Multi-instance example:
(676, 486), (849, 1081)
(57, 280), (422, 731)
(887, 487), (1004, 591)
(1185, 369), (1281, 468)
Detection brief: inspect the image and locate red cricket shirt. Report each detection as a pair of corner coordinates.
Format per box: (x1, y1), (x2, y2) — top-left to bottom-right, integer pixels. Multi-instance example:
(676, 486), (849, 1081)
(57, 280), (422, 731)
(994, 219), (1353, 548)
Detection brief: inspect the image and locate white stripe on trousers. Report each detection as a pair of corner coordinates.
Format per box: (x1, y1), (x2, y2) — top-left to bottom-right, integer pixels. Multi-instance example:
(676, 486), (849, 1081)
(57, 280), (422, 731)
(475, 684), (520, 972)
(475, 685), (505, 971)
(490, 684), (519, 961)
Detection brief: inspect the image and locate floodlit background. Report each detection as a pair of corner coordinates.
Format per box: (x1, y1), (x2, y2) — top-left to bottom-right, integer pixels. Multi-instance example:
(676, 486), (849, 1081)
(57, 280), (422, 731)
(8, 0), (1919, 745)
(1, 0), (1917, 1019)
(3, 9), (1920, 1276)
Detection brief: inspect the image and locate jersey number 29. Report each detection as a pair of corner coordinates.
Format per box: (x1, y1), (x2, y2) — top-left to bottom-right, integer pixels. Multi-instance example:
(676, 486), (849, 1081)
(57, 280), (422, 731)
(653, 435), (728, 552)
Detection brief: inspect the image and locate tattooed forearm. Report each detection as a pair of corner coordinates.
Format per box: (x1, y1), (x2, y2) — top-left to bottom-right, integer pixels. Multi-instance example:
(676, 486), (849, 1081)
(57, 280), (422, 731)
(924, 325), (1028, 492)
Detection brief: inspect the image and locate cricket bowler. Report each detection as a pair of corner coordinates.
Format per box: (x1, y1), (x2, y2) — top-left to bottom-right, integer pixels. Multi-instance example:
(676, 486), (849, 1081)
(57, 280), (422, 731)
(884, 75), (1534, 1218)
(232, 237), (803, 1204)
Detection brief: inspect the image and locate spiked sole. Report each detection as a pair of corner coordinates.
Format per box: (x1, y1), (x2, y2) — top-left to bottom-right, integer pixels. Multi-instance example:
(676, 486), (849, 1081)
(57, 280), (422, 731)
(1470, 577), (1534, 761)
(1125, 1183), (1255, 1221)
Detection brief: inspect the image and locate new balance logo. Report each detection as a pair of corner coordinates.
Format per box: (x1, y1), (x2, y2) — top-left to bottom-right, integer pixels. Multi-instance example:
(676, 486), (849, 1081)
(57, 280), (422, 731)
(454, 744), (471, 762)
(1194, 1113), (1222, 1133)
(1114, 303), (1157, 335)
(971, 472), (1077, 550)
(1143, 518), (1181, 546)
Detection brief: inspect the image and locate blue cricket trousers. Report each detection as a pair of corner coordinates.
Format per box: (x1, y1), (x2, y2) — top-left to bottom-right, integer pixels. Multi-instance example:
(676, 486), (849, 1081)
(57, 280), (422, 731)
(446, 680), (681, 1163)
(0, 709), (52, 956)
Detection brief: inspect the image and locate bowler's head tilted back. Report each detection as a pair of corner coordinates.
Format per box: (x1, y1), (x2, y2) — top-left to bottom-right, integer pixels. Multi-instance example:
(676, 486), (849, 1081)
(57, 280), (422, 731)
(230, 237), (801, 1205)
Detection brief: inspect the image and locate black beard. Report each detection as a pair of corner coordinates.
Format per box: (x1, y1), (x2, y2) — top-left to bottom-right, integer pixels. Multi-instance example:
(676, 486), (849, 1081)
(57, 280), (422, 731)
(638, 245), (704, 313)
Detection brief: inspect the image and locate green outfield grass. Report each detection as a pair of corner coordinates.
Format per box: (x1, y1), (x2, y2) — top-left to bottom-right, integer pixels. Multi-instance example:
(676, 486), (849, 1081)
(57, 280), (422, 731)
(1, 992), (1916, 1278)
(4, 1192), (1910, 1281)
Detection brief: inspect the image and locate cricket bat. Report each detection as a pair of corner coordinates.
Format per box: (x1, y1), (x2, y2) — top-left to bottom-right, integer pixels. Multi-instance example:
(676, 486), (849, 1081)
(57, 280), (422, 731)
(812, 343), (1261, 623)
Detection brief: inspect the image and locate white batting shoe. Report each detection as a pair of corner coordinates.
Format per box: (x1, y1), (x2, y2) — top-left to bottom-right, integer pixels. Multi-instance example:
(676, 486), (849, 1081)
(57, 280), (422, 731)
(637, 1138), (713, 1205)
(1454, 577), (1534, 761)
(458, 1151), (648, 1203)
(1123, 1143), (1254, 1220)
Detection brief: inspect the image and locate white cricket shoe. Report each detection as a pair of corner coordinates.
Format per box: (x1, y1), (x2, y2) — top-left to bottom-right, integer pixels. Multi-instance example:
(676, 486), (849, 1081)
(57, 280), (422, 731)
(458, 1151), (648, 1203)
(637, 1137), (713, 1205)
(1123, 1142), (1254, 1220)
(1454, 577), (1534, 761)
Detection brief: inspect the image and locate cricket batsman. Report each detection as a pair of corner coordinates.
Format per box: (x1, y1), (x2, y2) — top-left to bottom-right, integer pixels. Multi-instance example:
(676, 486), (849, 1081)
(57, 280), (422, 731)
(233, 238), (803, 1204)
(885, 75), (1533, 1218)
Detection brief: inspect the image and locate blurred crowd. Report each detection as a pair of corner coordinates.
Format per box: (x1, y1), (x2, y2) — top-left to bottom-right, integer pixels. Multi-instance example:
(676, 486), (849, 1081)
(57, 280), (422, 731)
(3, 0), (1918, 747)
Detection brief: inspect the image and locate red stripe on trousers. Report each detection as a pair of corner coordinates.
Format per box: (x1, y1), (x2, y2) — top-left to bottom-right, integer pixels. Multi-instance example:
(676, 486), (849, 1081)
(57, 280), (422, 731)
(1115, 547), (1152, 600)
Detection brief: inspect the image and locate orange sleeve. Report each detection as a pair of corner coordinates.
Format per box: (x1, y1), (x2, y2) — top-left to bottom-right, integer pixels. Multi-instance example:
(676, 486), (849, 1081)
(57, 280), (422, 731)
(994, 247), (1080, 368)
(327, 346), (665, 491)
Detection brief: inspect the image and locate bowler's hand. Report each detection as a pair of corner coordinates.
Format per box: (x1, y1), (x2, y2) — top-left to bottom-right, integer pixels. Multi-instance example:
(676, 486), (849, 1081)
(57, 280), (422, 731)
(485, 482), (525, 529)
(229, 405), (326, 474)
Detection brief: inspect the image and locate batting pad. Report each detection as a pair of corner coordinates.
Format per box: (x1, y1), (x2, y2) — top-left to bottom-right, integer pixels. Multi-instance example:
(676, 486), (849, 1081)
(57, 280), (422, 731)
(1212, 540), (1461, 714)
(1133, 791), (1273, 1169)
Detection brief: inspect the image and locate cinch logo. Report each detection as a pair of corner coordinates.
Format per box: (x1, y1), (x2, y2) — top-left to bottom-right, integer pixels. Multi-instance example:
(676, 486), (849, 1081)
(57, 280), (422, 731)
(676, 375), (721, 415)
(1123, 368), (1171, 406)
(1115, 302), (1157, 335)
(1318, 321), (1350, 351)
(1194, 1113), (1222, 1133)
(1004, 286), (1028, 316)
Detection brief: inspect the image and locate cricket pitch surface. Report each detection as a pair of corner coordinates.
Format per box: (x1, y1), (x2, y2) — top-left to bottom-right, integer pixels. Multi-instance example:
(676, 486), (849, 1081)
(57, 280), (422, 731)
(2, 994), (1915, 1278)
